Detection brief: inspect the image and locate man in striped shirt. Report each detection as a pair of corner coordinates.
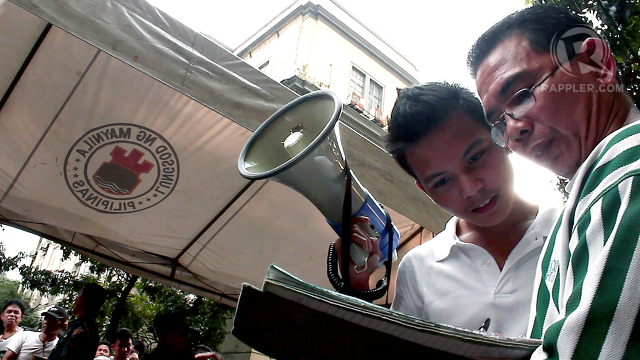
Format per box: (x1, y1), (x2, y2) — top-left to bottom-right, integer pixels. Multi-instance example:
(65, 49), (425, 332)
(468, 5), (640, 359)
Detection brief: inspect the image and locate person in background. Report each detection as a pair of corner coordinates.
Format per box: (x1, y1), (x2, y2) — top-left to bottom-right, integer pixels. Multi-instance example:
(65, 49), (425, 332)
(2, 305), (67, 360)
(131, 340), (144, 359)
(142, 312), (193, 360)
(127, 349), (139, 360)
(110, 328), (133, 360)
(0, 300), (25, 357)
(47, 283), (108, 360)
(192, 345), (222, 360)
(94, 340), (110, 359)
(338, 82), (560, 337)
(468, 4), (640, 358)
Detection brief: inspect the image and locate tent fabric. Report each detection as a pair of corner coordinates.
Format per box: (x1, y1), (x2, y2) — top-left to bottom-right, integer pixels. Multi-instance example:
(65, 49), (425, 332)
(0, 0), (449, 307)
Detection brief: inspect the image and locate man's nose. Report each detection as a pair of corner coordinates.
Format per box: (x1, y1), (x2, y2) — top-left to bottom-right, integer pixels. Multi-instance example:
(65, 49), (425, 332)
(505, 115), (533, 145)
(460, 174), (483, 198)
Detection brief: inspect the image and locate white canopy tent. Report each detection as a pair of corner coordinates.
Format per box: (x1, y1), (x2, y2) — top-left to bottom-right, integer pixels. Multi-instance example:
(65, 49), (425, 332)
(0, 0), (450, 307)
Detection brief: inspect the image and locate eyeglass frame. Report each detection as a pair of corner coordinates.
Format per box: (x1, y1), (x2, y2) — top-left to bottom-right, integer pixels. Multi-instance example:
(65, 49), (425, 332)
(489, 64), (560, 147)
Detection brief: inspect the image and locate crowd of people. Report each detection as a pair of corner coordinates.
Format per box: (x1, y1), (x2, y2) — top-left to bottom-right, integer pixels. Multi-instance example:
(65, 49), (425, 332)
(0, 284), (222, 360)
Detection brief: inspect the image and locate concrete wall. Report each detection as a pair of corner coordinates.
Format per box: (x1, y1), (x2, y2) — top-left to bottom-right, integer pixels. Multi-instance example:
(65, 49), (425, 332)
(237, 0), (419, 120)
(27, 238), (90, 310)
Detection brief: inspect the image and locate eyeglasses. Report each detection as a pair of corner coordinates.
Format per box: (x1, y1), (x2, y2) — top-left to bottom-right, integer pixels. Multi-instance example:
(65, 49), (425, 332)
(490, 65), (560, 147)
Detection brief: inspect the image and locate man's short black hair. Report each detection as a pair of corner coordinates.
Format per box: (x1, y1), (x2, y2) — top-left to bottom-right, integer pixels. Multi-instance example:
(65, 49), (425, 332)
(98, 340), (111, 347)
(2, 299), (26, 314)
(132, 340), (145, 356)
(153, 311), (190, 336)
(467, 4), (590, 78)
(113, 328), (133, 342)
(385, 82), (487, 179)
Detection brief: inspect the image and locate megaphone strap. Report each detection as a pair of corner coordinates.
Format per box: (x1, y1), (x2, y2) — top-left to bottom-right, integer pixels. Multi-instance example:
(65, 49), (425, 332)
(340, 159), (353, 292)
(326, 160), (392, 303)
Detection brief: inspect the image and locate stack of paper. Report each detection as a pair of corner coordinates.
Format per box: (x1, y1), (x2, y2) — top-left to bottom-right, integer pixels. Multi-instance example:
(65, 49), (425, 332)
(232, 264), (540, 359)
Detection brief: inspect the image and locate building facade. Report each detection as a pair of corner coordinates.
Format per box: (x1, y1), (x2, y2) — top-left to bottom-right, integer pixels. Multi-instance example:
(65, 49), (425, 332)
(25, 238), (90, 310)
(234, 0), (420, 129)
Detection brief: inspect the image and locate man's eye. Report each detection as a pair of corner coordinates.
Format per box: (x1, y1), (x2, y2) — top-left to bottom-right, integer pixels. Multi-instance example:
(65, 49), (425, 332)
(509, 89), (533, 107)
(432, 177), (450, 189)
(469, 150), (486, 164)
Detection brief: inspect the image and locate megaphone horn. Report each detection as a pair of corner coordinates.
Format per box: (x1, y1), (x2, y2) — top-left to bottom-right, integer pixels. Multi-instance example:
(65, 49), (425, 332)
(237, 90), (399, 297)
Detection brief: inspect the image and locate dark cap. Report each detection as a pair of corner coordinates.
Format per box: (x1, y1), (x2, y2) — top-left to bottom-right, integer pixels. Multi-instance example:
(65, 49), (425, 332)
(41, 305), (68, 321)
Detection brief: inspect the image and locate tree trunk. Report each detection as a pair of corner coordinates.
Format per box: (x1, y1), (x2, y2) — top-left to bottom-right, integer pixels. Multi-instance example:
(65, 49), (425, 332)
(106, 274), (139, 341)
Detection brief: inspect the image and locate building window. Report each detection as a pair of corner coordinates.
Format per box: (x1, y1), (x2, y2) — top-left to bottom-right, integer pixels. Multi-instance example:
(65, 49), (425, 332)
(348, 66), (384, 119)
(368, 79), (383, 113)
(349, 67), (365, 97)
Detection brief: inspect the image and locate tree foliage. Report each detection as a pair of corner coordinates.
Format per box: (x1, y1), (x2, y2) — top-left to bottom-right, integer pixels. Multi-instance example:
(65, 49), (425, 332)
(535, 0), (640, 106)
(1, 240), (233, 354)
(0, 241), (26, 274)
(137, 279), (231, 349)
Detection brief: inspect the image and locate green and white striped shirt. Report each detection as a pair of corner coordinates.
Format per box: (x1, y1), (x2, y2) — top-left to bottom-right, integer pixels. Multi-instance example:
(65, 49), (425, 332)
(528, 113), (640, 359)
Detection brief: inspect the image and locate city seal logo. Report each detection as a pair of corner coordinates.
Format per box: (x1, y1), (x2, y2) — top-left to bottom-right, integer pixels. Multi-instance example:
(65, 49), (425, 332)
(65, 124), (179, 213)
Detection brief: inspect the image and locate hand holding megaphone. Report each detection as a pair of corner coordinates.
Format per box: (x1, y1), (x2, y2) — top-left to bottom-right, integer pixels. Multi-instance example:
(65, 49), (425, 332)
(333, 217), (382, 290)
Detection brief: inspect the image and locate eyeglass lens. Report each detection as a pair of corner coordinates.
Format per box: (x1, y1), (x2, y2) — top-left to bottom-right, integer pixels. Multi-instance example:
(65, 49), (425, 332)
(490, 122), (508, 147)
(505, 90), (536, 119)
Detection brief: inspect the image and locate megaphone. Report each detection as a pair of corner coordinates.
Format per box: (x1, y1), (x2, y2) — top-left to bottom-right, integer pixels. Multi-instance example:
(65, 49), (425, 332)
(237, 90), (399, 280)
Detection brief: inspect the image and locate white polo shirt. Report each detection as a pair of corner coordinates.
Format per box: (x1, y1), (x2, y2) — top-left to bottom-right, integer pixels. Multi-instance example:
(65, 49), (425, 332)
(391, 206), (560, 337)
(0, 328), (23, 358)
(5, 330), (58, 360)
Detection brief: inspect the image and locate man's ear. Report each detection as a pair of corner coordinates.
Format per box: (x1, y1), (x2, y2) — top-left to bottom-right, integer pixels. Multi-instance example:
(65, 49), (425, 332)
(579, 37), (616, 84)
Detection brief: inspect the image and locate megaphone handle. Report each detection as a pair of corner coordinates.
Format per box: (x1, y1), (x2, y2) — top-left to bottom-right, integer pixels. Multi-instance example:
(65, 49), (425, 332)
(326, 161), (393, 303)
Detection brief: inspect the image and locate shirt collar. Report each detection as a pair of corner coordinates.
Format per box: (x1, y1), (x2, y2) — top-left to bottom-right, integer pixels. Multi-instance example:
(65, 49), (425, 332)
(567, 106), (640, 192)
(434, 217), (461, 262)
(433, 207), (551, 262)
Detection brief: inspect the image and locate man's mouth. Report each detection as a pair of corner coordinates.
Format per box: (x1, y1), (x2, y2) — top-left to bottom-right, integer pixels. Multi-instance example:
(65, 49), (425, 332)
(471, 195), (497, 213)
(530, 138), (552, 161)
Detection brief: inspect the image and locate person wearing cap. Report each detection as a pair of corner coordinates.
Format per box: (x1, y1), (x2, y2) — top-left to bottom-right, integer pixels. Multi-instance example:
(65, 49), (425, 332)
(48, 283), (108, 360)
(1, 305), (68, 360)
